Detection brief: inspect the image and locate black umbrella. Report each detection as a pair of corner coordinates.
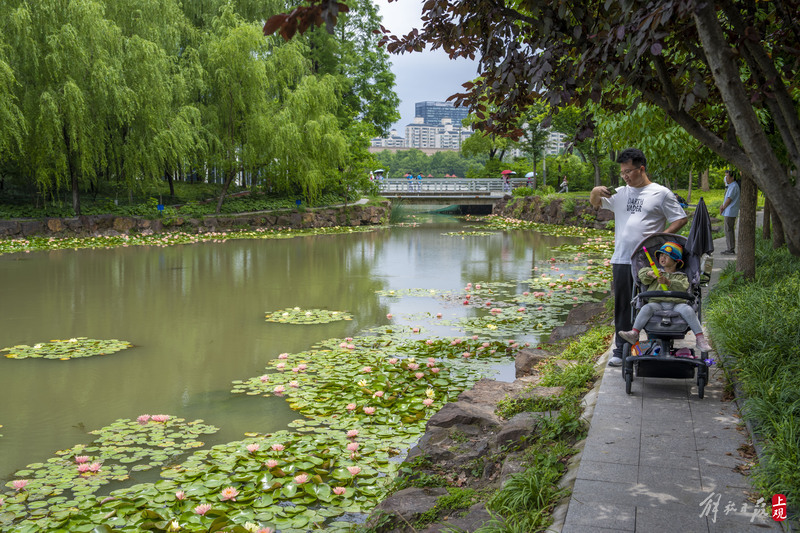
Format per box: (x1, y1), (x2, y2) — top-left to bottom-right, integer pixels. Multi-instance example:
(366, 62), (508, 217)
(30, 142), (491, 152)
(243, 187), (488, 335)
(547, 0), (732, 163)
(685, 197), (714, 257)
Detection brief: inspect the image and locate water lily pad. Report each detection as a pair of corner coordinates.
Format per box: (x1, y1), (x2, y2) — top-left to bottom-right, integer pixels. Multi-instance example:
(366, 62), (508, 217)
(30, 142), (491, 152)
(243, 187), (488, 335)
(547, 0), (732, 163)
(1, 338), (133, 360)
(265, 308), (353, 325)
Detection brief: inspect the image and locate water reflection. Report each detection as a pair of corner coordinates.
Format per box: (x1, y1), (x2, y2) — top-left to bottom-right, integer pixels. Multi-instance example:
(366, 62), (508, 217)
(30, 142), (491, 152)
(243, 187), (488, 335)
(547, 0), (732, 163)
(0, 218), (577, 481)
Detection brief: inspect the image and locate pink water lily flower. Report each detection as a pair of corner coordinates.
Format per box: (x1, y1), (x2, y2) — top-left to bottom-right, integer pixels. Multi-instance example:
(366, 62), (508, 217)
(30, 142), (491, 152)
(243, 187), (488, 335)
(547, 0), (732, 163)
(346, 403), (357, 411)
(75, 455), (90, 464)
(425, 340), (434, 345)
(297, 364), (307, 371)
(431, 367), (440, 373)
(388, 358), (398, 364)
(415, 372), (425, 379)
(78, 463), (91, 473)
(347, 442), (359, 452)
(278, 353), (289, 359)
(411, 327), (420, 333)
(423, 398), (434, 407)
(194, 503), (212, 515)
(288, 380), (300, 388)
(346, 430), (359, 438)
(347, 466), (361, 476)
(294, 474), (309, 485)
(339, 342), (348, 348)
(291, 367), (300, 373)
(137, 415), (151, 424)
(13, 480), (28, 491)
(373, 390), (384, 398)
(273, 385), (285, 394)
(333, 486), (346, 495)
(347, 344), (356, 350)
(276, 363), (286, 370)
(436, 313), (442, 318)
(265, 459), (279, 468)
(363, 406), (376, 415)
(88, 462), (101, 472)
(407, 363), (419, 370)
(246, 444), (260, 453)
(151, 414), (169, 422)
(361, 366), (372, 373)
(386, 313), (393, 319)
(259, 375), (270, 382)
(175, 490), (186, 500)
(219, 486), (239, 501)
(271, 444), (285, 452)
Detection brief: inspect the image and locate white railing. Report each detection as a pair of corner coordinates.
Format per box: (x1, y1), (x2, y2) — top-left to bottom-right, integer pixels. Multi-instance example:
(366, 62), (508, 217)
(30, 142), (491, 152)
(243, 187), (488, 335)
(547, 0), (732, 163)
(376, 178), (531, 195)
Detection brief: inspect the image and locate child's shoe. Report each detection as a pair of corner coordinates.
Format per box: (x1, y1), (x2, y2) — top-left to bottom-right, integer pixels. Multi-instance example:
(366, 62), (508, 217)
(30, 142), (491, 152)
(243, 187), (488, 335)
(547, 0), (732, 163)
(695, 334), (712, 353)
(618, 330), (639, 345)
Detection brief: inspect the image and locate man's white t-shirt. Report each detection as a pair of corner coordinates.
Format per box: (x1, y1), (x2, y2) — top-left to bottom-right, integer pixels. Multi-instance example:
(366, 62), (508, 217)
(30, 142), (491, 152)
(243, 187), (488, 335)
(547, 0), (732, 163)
(601, 183), (686, 265)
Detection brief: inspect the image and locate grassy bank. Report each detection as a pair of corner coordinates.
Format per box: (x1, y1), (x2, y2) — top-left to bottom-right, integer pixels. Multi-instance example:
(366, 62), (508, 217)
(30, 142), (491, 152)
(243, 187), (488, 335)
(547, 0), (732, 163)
(705, 236), (800, 522)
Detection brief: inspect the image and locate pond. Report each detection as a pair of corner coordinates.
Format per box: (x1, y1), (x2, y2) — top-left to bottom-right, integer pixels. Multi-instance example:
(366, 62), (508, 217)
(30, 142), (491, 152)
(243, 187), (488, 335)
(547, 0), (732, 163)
(0, 214), (609, 530)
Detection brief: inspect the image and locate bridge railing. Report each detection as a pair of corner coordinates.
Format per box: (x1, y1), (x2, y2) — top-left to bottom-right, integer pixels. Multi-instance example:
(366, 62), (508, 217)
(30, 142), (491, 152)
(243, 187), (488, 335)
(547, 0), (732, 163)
(377, 178), (531, 194)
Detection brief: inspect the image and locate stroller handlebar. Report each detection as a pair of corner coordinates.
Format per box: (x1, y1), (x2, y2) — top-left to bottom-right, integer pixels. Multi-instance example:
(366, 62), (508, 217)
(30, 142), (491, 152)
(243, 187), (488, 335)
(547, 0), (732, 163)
(636, 290), (695, 302)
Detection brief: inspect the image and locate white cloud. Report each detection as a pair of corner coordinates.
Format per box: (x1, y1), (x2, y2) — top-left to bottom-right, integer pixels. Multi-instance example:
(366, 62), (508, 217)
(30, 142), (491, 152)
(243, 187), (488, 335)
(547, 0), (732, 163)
(375, 0), (479, 132)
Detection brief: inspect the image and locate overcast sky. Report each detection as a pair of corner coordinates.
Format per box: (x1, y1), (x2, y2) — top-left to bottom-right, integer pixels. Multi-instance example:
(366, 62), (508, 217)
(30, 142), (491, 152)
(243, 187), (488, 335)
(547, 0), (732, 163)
(375, 0), (480, 133)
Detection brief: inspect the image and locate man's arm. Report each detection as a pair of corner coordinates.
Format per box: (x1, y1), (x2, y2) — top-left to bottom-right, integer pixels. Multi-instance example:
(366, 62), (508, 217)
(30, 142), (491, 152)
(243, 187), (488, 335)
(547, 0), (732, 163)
(589, 186), (611, 208)
(665, 217), (688, 233)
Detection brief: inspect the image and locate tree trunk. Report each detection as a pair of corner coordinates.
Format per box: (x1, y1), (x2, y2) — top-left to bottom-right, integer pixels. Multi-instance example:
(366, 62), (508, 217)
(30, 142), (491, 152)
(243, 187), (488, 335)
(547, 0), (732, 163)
(167, 170), (175, 197)
(687, 170), (693, 203)
(736, 174), (757, 280)
(701, 169), (709, 191)
(762, 198), (771, 241)
(772, 202), (786, 249)
(215, 167), (236, 215)
(693, 3), (800, 255)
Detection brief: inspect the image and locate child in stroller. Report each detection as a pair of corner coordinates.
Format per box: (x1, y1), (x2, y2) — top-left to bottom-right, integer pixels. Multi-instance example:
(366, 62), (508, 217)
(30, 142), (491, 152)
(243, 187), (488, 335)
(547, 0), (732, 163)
(619, 239), (711, 352)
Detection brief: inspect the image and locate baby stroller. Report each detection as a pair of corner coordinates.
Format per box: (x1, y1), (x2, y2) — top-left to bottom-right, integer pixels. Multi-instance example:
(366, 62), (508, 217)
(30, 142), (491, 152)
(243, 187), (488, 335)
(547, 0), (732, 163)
(621, 232), (710, 398)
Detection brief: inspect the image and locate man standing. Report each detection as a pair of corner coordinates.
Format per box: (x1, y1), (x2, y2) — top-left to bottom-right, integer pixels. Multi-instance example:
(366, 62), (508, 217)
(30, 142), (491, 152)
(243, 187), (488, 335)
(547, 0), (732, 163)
(719, 170), (740, 255)
(590, 148), (688, 366)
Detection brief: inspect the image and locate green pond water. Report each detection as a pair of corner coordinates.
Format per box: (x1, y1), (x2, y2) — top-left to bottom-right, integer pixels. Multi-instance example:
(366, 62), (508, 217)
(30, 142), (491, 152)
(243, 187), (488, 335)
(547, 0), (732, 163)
(0, 215), (582, 485)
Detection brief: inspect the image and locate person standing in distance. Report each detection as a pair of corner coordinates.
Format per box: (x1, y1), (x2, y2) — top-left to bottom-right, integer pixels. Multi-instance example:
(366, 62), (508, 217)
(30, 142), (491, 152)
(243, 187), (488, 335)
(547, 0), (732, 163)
(590, 148), (688, 367)
(719, 170), (740, 255)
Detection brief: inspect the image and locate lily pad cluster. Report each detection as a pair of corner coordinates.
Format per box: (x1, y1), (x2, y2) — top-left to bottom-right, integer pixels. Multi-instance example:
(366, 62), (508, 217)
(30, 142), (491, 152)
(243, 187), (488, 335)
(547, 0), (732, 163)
(265, 308), (353, 325)
(1, 337), (133, 360)
(0, 225), (379, 256)
(0, 416), (218, 531)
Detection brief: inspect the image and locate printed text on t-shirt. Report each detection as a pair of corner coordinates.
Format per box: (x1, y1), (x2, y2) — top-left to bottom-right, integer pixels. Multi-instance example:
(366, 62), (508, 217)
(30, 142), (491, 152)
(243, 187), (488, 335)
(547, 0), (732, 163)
(627, 198), (643, 213)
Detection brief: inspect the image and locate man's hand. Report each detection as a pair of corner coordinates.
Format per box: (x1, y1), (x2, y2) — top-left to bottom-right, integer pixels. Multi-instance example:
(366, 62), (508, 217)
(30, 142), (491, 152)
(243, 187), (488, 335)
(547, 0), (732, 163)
(589, 186), (612, 207)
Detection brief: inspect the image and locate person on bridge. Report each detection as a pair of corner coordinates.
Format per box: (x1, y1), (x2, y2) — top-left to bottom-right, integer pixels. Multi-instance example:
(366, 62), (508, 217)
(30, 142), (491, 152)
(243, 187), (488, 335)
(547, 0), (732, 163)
(416, 173), (423, 192)
(407, 173), (413, 191)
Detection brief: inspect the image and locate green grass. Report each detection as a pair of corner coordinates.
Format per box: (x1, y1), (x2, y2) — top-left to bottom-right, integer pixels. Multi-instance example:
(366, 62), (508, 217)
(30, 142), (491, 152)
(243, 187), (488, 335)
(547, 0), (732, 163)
(705, 236), (800, 520)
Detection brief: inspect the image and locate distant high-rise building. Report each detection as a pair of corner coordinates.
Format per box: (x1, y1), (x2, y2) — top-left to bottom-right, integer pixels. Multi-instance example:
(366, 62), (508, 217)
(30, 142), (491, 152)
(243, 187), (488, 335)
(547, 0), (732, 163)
(370, 101), (473, 151)
(414, 101), (470, 128)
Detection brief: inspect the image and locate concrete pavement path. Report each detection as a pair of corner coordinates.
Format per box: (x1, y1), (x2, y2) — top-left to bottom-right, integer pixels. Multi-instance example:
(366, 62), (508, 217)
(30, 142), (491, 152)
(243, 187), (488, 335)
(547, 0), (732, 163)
(555, 230), (782, 532)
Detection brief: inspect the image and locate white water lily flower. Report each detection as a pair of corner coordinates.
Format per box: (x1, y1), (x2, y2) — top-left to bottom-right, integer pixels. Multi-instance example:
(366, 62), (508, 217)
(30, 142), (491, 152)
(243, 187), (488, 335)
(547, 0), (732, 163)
(305, 312), (312, 316)
(293, 307), (301, 310)
(282, 312), (289, 316)
(426, 388), (435, 398)
(33, 344), (42, 349)
(69, 338), (78, 342)
(357, 380), (368, 388)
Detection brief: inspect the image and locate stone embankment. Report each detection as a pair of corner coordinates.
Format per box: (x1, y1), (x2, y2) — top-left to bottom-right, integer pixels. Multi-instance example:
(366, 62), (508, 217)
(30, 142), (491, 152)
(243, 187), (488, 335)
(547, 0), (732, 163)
(367, 301), (608, 532)
(492, 195), (613, 228)
(0, 201), (391, 238)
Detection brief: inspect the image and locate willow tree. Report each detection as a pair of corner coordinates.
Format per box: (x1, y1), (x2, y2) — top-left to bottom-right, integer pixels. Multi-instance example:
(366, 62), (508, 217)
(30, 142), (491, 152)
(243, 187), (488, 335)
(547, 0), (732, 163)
(102, 0), (207, 198)
(201, 6), (309, 213)
(0, 41), (25, 184)
(268, 74), (349, 203)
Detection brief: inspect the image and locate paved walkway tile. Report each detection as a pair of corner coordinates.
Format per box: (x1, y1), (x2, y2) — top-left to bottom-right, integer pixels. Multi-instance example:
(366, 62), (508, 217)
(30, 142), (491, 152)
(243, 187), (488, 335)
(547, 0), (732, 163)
(558, 233), (783, 532)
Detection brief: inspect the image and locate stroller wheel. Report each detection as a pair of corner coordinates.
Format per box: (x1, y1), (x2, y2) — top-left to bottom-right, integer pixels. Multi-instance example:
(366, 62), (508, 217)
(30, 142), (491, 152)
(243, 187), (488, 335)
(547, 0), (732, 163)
(625, 372), (633, 395)
(697, 376), (706, 399)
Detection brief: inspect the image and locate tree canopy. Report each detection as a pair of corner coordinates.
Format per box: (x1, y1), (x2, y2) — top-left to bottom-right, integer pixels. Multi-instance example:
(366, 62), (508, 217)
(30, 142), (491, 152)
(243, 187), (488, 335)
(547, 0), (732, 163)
(0, 0), (399, 214)
(266, 0), (800, 253)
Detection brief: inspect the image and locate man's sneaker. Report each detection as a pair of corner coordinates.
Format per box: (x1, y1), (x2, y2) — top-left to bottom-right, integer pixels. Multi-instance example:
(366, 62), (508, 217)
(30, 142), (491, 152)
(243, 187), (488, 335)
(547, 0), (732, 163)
(618, 330), (639, 345)
(720, 250), (735, 255)
(608, 356), (623, 367)
(696, 335), (712, 353)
